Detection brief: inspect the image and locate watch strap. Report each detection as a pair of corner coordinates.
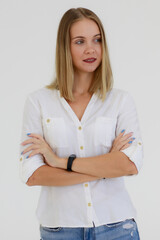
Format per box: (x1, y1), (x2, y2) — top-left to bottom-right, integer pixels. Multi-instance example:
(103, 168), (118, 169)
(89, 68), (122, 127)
(67, 154), (76, 171)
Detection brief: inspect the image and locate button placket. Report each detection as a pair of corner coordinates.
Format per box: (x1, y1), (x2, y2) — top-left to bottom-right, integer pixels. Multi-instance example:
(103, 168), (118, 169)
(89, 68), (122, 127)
(84, 182), (100, 227)
(77, 124), (85, 157)
(84, 182), (94, 224)
(77, 123), (93, 224)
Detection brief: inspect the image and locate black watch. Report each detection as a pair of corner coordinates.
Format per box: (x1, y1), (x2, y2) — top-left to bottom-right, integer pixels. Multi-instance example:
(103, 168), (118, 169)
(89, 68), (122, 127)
(67, 154), (76, 171)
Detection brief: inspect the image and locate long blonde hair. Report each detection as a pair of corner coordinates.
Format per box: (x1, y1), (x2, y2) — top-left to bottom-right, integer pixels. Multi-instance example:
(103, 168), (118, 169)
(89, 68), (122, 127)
(46, 7), (113, 101)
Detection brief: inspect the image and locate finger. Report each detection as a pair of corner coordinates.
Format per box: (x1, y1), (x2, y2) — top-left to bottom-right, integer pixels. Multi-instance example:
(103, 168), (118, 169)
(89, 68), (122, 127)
(21, 138), (40, 146)
(114, 132), (133, 146)
(121, 132), (133, 141)
(22, 144), (39, 155)
(113, 136), (135, 150)
(122, 137), (135, 145)
(26, 149), (41, 158)
(121, 143), (130, 150)
(27, 133), (44, 141)
(116, 129), (126, 140)
(115, 130), (133, 142)
(120, 138), (136, 150)
(121, 138), (135, 150)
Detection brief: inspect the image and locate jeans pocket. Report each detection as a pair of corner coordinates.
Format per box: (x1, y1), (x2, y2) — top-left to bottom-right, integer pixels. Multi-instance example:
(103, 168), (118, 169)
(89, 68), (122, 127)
(105, 220), (124, 228)
(40, 225), (63, 232)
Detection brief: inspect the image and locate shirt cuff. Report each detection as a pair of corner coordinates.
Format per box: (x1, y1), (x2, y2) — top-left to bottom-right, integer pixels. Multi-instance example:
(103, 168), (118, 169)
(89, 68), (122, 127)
(120, 140), (143, 172)
(19, 154), (46, 183)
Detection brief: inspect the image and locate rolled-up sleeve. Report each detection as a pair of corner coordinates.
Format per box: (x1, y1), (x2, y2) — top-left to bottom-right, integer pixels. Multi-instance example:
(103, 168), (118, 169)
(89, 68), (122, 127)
(19, 95), (46, 184)
(116, 93), (143, 172)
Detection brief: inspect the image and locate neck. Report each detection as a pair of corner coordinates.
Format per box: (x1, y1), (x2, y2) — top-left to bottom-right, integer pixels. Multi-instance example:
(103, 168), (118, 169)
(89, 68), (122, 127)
(73, 71), (94, 95)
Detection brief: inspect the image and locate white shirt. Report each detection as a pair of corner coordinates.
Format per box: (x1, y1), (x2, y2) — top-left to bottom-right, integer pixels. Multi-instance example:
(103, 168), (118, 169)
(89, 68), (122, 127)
(19, 87), (143, 228)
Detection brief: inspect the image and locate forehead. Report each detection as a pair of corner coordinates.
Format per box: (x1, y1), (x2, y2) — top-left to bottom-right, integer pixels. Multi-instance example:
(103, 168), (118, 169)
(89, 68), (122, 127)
(70, 18), (100, 38)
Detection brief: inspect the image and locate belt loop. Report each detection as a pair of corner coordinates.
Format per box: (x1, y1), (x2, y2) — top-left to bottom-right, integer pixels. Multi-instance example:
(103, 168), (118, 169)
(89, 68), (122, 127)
(92, 221), (95, 227)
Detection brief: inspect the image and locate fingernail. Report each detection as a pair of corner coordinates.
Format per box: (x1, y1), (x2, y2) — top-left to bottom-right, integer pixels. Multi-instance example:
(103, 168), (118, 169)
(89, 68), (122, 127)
(27, 133), (31, 136)
(21, 151), (23, 155)
(121, 129), (125, 133)
(132, 137), (136, 140)
(129, 141), (132, 144)
(26, 155), (29, 159)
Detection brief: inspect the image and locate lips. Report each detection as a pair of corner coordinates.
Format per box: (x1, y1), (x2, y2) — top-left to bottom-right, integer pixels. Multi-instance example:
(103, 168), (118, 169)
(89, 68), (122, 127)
(83, 58), (96, 63)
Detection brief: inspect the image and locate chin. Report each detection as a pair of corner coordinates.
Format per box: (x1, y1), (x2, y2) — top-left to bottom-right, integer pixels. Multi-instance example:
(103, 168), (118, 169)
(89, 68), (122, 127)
(74, 63), (100, 74)
(81, 65), (99, 73)
(85, 67), (98, 73)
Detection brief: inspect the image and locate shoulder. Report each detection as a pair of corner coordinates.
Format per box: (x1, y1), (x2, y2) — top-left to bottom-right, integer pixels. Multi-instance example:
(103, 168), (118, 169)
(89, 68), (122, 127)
(106, 88), (131, 101)
(108, 88), (129, 97)
(26, 87), (58, 102)
(109, 88), (137, 111)
(103, 88), (136, 108)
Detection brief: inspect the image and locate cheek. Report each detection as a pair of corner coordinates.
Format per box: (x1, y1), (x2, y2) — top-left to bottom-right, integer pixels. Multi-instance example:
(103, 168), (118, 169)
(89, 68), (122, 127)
(71, 47), (82, 63)
(97, 46), (102, 58)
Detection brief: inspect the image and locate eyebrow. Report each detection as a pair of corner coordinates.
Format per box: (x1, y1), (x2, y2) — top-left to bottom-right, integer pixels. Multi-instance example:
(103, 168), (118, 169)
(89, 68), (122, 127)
(72, 33), (101, 40)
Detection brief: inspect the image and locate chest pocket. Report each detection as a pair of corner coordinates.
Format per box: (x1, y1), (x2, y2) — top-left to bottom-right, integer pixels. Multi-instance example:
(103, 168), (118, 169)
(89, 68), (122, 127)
(94, 117), (116, 148)
(42, 117), (68, 148)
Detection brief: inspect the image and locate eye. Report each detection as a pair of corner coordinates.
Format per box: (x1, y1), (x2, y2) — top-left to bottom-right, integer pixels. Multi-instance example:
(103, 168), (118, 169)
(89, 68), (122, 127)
(95, 38), (102, 43)
(75, 40), (84, 45)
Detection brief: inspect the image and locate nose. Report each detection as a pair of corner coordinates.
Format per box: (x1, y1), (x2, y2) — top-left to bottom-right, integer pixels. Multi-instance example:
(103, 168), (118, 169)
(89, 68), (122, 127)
(84, 44), (95, 54)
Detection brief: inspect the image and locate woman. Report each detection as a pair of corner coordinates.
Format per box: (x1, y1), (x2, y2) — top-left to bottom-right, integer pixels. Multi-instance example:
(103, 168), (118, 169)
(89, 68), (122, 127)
(19, 7), (143, 240)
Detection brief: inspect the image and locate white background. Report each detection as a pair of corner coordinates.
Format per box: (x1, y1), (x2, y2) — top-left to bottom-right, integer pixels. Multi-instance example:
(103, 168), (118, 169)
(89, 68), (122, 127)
(0, 0), (160, 239)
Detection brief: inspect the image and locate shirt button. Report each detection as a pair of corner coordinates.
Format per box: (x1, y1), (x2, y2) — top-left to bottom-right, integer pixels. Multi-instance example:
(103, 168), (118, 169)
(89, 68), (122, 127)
(78, 126), (82, 130)
(138, 142), (142, 145)
(88, 203), (91, 207)
(80, 146), (84, 150)
(20, 157), (23, 162)
(46, 119), (50, 123)
(85, 184), (88, 187)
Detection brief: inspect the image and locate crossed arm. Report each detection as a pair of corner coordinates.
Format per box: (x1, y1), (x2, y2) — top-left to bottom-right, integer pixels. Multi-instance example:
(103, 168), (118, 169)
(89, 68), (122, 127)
(21, 131), (137, 187)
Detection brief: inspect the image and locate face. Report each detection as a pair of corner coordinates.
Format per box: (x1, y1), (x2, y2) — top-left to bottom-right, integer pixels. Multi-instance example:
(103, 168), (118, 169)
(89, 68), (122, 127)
(70, 18), (102, 74)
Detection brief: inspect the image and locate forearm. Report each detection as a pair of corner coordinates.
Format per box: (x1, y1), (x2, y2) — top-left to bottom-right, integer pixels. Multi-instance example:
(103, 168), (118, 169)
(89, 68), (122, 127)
(27, 165), (101, 186)
(59, 151), (138, 178)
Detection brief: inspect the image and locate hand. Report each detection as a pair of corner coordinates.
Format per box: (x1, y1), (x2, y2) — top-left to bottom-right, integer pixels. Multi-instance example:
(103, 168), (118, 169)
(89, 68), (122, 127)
(110, 130), (135, 153)
(21, 133), (60, 167)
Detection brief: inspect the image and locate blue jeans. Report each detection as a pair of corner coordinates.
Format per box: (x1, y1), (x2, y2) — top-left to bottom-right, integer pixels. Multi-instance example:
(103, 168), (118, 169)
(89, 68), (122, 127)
(40, 219), (140, 240)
